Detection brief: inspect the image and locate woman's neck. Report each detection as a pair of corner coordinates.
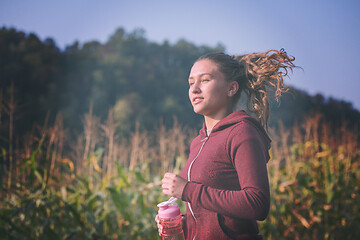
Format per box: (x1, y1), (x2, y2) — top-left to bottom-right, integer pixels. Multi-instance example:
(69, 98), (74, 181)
(204, 109), (233, 131)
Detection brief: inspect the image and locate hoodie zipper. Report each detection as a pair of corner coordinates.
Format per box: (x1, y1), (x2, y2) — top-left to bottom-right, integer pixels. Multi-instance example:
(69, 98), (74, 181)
(187, 136), (208, 240)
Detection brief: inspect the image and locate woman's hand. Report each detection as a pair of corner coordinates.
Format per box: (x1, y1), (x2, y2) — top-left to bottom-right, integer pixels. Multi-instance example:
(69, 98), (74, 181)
(155, 214), (164, 236)
(161, 172), (188, 199)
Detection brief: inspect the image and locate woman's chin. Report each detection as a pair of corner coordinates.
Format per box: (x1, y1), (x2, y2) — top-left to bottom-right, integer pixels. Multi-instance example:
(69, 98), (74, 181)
(192, 106), (203, 115)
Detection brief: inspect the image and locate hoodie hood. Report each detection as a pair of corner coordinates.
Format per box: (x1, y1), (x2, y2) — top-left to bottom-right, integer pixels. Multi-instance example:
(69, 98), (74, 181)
(200, 110), (271, 152)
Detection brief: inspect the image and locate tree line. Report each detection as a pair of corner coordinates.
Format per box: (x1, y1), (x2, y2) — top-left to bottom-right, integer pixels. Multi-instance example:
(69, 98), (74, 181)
(1, 26), (359, 146)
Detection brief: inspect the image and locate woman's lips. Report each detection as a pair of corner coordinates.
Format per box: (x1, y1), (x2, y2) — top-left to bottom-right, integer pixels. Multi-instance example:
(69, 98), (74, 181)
(192, 97), (203, 104)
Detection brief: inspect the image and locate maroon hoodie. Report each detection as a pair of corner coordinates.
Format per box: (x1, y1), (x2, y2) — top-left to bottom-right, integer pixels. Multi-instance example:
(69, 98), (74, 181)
(179, 111), (271, 240)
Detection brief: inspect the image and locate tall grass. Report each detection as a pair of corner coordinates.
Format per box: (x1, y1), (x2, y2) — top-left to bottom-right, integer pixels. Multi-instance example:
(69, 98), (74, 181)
(0, 108), (359, 239)
(1, 107), (193, 239)
(262, 114), (360, 239)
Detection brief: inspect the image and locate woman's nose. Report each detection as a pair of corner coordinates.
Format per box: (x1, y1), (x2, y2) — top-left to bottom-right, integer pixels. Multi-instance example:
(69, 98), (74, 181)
(190, 82), (201, 93)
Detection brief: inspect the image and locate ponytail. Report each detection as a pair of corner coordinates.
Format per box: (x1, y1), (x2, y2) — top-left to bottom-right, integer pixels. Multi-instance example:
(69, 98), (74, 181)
(236, 48), (296, 130)
(197, 49), (296, 131)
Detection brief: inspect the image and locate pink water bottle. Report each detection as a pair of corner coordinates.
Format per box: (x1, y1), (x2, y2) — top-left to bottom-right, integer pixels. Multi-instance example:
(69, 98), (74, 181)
(157, 201), (185, 240)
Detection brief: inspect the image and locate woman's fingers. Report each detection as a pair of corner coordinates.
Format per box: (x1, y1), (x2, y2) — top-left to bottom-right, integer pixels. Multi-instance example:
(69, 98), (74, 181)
(161, 172), (188, 199)
(155, 214), (163, 236)
(162, 173), (176, 195)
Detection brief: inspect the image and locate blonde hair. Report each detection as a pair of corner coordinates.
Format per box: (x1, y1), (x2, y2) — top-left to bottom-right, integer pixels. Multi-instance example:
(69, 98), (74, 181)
(197, 48), (296, 130)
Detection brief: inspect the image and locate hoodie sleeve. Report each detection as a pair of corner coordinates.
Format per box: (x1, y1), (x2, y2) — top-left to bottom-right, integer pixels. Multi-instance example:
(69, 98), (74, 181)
(181, 123), (270, 220)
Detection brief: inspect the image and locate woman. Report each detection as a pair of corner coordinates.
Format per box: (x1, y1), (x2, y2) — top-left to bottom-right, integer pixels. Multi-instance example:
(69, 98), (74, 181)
(157, 49), (296, 239)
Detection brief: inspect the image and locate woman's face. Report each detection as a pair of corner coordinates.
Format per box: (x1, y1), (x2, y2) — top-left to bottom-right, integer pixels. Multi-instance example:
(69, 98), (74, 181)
(188, 59), (236, 119)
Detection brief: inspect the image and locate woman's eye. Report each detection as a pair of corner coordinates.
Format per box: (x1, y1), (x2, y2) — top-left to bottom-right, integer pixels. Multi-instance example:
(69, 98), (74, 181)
(201, 79), (209, 82)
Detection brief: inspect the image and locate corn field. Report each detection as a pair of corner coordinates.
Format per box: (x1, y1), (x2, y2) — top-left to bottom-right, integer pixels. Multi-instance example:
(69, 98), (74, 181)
(0, 108), (359, 239)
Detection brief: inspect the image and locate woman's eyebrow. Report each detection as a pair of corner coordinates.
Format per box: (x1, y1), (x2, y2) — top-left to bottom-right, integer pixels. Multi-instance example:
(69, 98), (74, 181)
(188, 73), (214, 80)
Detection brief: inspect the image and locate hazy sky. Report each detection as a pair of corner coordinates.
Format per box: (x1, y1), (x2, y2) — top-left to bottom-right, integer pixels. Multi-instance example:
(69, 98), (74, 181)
(1, 0), (360, 110)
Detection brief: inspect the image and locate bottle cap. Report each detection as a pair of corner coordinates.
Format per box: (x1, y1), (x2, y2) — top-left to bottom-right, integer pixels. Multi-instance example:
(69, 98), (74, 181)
(158, 203), (180, 220)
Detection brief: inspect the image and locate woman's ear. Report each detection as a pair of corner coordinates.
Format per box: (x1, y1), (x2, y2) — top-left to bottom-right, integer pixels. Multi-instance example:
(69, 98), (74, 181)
(228, 81), (239, 97)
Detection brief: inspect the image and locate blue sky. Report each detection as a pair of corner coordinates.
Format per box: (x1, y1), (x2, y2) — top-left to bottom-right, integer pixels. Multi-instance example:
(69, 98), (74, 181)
(1, 0), (360, 110)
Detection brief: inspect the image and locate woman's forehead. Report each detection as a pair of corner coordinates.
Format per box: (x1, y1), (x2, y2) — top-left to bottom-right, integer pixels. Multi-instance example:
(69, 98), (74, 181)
(189, 59), (220, 78)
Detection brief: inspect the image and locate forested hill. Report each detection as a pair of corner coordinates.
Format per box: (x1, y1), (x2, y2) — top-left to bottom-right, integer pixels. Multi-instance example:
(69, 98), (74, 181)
(1, 26), (359, 140)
